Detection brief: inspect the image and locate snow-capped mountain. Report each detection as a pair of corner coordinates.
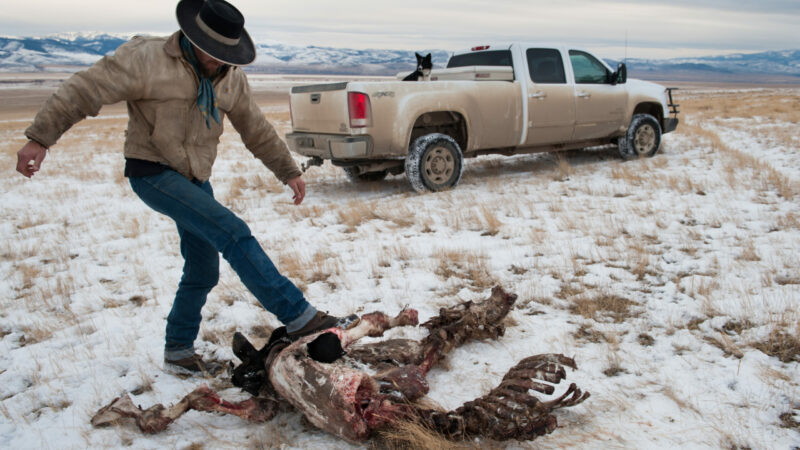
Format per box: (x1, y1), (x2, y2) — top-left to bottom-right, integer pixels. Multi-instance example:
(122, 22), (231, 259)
(612, 50), (800, 81)
(249, 42), (450, 75)
(0, 32), (449, 75)
(1, 33), (799, 81)
(0, 33), (129, 72)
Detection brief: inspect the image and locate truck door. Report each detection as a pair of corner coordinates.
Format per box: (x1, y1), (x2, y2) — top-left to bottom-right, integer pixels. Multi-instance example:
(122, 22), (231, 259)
(525, 48), (575, 147)
(568, 50), (627, 141)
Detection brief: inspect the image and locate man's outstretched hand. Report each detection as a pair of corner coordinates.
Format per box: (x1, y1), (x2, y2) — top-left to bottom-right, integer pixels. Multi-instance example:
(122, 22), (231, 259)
(286, 176), (305, 205)
(16, 140), (47, 178)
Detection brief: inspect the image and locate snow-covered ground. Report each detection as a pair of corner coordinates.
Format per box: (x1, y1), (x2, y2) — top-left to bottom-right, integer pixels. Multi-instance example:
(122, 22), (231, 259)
(0, 83), (798, 449)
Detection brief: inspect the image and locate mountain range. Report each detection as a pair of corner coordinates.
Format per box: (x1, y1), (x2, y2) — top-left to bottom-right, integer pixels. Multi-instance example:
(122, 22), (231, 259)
(2, 33), (799, 82)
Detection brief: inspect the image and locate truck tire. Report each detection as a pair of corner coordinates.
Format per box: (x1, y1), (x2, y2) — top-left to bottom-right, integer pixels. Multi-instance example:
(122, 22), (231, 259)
(405, 133), (464, 193)
(618, 114), (662, 160)
(342, 166), (388, 182)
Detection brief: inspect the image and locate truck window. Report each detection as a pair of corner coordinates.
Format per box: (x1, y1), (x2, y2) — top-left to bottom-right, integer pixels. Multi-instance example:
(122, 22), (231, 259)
(447, 50), (513, 68)
(569, 50), (610, 84)
(526, 48), (566, 84)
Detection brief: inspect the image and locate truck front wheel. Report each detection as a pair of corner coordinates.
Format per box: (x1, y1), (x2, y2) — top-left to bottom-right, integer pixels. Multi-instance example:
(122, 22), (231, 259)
(618, 114), (662, 160)
(405, 133), (464, 193)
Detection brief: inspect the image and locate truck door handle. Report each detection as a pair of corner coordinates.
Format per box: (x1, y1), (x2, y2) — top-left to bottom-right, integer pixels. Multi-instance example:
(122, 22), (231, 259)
(576, 91), (591, 98)
(528, 91), (546, 99)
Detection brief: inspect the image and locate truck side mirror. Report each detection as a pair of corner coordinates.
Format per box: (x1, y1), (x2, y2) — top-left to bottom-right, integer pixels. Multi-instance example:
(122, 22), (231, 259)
(614, 63), (627, 85)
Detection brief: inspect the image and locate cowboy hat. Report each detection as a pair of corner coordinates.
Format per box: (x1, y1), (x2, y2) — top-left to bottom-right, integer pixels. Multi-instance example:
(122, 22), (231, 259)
(176, 0), (256, 66)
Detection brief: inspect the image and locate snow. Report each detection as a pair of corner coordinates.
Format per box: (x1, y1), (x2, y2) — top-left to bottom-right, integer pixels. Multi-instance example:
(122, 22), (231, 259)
(0, 81), (799, 449)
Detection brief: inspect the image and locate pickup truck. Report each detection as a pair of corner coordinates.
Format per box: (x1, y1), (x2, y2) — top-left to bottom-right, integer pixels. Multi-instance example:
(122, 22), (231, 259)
(286, 43), (679, 193)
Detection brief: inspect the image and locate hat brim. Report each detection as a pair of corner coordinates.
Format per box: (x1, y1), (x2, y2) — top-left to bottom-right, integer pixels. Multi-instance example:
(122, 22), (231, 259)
(176, 0), (256, 66)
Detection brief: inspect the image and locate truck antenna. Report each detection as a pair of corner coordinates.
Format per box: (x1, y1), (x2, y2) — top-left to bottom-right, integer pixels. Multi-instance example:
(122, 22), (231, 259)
(624, 29), (628, 64)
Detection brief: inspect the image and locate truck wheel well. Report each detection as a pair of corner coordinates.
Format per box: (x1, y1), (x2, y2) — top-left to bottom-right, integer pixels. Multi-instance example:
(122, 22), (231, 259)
(410, 111), (467, 151)
(632, 103), (663, 124)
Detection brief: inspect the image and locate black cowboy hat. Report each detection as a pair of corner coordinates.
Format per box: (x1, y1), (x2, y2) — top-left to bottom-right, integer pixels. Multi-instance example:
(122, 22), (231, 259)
(176, 0), (256, 66)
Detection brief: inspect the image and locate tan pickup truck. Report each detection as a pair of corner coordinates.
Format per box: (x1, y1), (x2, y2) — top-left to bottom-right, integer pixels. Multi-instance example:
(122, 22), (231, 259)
(287, 44), (679, 192)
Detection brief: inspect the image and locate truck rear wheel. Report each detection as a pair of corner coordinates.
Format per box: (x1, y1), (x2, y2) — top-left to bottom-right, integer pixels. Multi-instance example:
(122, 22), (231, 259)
(342, 166), (388, 182)
(618, 114), (662, 160)
(405, 133), (464, 193)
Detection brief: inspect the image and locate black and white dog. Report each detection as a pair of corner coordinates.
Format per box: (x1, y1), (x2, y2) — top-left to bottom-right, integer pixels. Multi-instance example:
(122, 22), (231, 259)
(403, 52), (432, 81)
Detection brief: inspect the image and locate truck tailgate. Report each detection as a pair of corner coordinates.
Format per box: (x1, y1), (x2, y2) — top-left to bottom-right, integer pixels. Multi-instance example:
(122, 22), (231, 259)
(290, 82), (351, 134)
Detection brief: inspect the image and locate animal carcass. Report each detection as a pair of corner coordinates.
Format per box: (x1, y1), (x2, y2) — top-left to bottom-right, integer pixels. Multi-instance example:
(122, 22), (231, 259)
(92, 286), (589, 442)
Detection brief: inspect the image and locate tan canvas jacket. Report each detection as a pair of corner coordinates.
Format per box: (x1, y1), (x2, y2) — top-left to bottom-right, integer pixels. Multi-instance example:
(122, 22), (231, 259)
(25, 31), (301, 183)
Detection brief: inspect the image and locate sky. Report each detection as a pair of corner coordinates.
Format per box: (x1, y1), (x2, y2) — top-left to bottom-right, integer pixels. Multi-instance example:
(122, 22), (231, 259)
(0, 0), (798, 59)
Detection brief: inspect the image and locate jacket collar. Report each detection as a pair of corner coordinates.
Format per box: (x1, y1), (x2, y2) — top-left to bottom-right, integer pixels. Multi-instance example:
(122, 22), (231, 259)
(164, 31), (232, 79)
(164, 31), (183, 60)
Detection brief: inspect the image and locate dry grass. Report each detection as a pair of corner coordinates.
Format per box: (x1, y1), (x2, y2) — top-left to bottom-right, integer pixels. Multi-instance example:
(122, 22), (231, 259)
(291, 203), (332, 223)
(720, 319), (754, 335)
(779, 411), (800, 430)
(433, 249), (494, 290)
(225, 175), (247, 202)
(556, 280), (585, 299)
(628, 248), (652, 281)
(337, 200), (381, 232)
(278, 249), (343, 289)
(679, 276), (721, 303)
(568, 293), (639, 323)
(131, 369), (155, 396)
(18, 262), (42, 290)
(680, 121), (797, 201)
(610, 163), (645, 185)
(759, 364), (792, 389)
(681, 93), (800, 124)
(18, 321), (54, 346)
(375, 204), (418, 229)
(704, 333), (744, 359)
(122, 217), (146, 239)
(245, 425), (293, 449)
(776, 211), (800, 230)
(201, 324), (236, 347)
(665, 173), (703, 195)
(573, 323), (608, 343)
(478, 205), (503, 236)
(375, 418), (480, 450)
(552, 153), (574, 181)
(661, 386), (702, 415)
(752, 329), (800, 363)
(603, 351), (626, 377)
(637, 333), (655, 346)
(738, 240), (761, 262)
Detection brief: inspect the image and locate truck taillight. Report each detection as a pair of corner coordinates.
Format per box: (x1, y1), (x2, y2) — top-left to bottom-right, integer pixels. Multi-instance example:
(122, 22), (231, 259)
(471, 45), (490, 51)
(348, 92), (372, 128)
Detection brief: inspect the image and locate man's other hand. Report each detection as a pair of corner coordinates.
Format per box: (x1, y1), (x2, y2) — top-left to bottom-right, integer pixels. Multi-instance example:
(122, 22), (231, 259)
(16, 140), (48, 178)
(286, 176), (305, 205)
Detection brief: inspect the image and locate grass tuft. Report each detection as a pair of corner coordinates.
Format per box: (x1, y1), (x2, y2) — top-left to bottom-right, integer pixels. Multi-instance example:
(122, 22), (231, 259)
(753, 329), (800, 363)
(375, 417), (479, 449)
(569, 293), (638, 323)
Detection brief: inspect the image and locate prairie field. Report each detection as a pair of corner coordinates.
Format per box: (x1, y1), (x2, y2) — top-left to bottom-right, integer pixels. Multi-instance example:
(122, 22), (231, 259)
(0, 76), (798, 449)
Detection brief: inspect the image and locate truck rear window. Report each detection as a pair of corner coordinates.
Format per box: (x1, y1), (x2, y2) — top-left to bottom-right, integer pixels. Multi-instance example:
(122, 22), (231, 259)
(526, 48), (566, 84)
(447, 50), (513, 68)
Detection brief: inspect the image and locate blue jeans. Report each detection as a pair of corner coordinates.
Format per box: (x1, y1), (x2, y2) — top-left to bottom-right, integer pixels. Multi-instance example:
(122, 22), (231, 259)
(129, 170), (317, 360)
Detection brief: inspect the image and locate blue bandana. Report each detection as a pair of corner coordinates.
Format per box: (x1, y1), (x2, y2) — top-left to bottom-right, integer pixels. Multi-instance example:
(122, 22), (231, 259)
(180, 35), (221, 129)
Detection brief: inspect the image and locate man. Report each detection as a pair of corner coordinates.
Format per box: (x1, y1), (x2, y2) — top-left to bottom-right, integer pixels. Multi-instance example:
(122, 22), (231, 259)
(15, 0), (343, 373)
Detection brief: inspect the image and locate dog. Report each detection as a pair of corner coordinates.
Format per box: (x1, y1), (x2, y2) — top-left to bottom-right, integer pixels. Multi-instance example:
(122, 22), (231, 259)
(403, 52), (432, 81)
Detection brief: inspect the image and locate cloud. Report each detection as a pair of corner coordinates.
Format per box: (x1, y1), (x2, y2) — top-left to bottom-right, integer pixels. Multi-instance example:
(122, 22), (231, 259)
(1, 0), (797, 58)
